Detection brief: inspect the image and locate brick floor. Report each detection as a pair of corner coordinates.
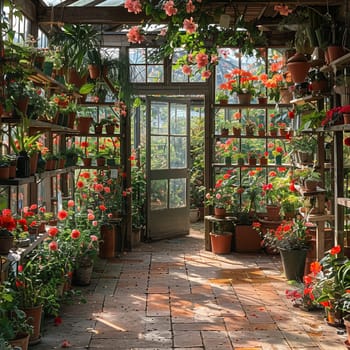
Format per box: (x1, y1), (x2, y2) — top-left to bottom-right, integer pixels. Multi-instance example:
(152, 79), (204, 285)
(34, 222), (348, 349)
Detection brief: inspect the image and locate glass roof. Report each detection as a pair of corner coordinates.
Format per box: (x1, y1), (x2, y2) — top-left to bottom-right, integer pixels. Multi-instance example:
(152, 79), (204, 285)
(42, 0), (124, 6)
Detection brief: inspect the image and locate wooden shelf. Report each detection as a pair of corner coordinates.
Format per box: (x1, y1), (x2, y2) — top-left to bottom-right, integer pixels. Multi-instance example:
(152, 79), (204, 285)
(294, 184), (326, 196)
(0, 176), (35, 186)
(215, 134), (289, 139)
(212, 163), (291, 167)
(290, 94), (326, 105)
(35, 166), (78, 180)
(29, 119), (80, 134)
(213, 103), (291, 108)
(337, 197), (350, 208)
(9, 232), (48, 258)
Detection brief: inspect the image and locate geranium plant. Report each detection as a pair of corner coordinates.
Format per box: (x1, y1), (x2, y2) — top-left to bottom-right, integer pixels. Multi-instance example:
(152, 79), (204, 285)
(261, 217), (311, 252)
(219, 68), (258, 96)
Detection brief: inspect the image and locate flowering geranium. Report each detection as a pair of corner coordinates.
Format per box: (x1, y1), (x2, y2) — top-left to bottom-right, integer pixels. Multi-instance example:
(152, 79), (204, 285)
(261, 217), (311, 252)
(205, 170), (237, 209)
(310, 246), (349, 312)
(215, 138), (237, 159)
(219, 68), (258, 96)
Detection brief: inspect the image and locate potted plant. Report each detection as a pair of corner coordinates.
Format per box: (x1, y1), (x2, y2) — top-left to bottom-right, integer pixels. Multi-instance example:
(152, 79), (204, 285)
(245, 119), (256, 136)
(0, 282), (33, 349)
(215, 90), (229, 105)
(231, 121), (242, 136)
(49, 24), (100, 86)
(311, 246), (349, 326)
(261, 217), (311, 280)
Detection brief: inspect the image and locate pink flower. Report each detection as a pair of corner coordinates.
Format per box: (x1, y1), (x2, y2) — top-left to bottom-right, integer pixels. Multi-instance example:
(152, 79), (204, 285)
(163, 1), (178, 16)
(210, 55), (218, 64)
(87, 213), (95, 221)
(195, 52), (208, 68)
(49, 241), (58, 251)
(201, 70), (211, 80)
(182, 65), (192, 75)
(127, 26), (145, 44)
(159, 28), (167, 36)
(67, 200), (75, 207)
(124, 0), (142, 14)
(186, 0), (195, 13)
(183, 17), (197, 34)
(274, 4), (292, 16)
(71, 229), (80, 239)
(92, 221), (98, 227)
(90, 235), (98, 241)
(104, 186), (111, 193)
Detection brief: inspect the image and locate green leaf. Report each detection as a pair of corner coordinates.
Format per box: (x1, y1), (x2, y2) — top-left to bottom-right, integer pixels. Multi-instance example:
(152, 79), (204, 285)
(79, 83), (95, 95)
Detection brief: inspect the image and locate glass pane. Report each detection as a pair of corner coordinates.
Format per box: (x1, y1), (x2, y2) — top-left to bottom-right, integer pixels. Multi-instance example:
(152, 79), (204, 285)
(151, 179), (168, 210)
(169, 178), (186, 208)
(172, 67), (188, 83)
(129, 48), (146, 64)
(151, 102), (168, 134)
(170, 136), (186, 168)
(147, 65), (164, 82)
(170, 104), (186, 135)
(130, 66), (146, 83)
(151, 136), (168, 169)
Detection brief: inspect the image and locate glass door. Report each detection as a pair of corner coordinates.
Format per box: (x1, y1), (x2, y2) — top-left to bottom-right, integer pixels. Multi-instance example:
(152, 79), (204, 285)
(146, 97), (190, 240)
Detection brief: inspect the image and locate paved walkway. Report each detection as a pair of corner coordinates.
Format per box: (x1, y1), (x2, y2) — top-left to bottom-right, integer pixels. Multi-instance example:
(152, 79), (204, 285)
(35, 222), (347, 349)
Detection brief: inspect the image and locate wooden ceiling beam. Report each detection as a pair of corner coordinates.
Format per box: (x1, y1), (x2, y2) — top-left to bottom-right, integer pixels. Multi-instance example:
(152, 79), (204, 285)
(37, 6), (147, 25)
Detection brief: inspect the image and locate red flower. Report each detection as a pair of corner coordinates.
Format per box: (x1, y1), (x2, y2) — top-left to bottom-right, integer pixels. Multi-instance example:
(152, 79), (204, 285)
(57, 210), (68, 221)
(330, 245), (341, 255)
(303, 275), (312, 284)
(48, 227), (59, 237)
(67, 200), (75, 207)
(77, 180), (84, 189)
(94, 183), (104, 192)
(49, 241), (58, 251)
(71, 229), (80, 239)
(288, 110), (295, 119)
(99, 204), (107, 211)
(310, 261), (322, 275)
(54, 316), (62, 326)
(344, 137), (350, 146)
(319, 300), (330, 308)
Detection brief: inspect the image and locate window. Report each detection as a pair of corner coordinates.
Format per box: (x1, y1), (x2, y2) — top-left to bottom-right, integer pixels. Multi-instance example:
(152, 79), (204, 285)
(129, 48), (164, 83)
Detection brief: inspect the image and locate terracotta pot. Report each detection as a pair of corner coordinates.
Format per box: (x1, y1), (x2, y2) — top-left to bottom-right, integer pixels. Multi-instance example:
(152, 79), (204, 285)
(9, 165), (16, 178)
(232, 127), (241, 136)
(287, 61), (310, 83)
(73, 261), (94, 286)
(67, 68), (88, 88)
(88, 64), (100, 79)
(258, 97), (267, 105)
(259, 157), (267, 166)
(270, 130), (278, 137)
(0, 234), (14, 254)
(30, 152), (39, 175)
(221, 128), (229, 137)
(96, 157), (106, 166)
(235, 224), (261, 252)
(214, 207), (226, 219)
(82, 157), (92, 167)
(77, 117), (93, 135)
(99, 224), (115, 258)
(9, 334), (29, 350)
(67, 111), (77, 129)
(105, 124), (115, 134)
(327, 46), (346, 62)
(279, 128), (287, 137)
(344, 113), (350, 124)
(22, 304), (43, 345)
(219, 99), (228, 105)
(258, 130), (265, 137)
(210, 232), (232, 254)
(94, 124), (103, 134)
(237, 93), (252, 105)
(0, 166), (10, 180)
(266, 205), (281, 221)
(248, 157), (257, 166)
